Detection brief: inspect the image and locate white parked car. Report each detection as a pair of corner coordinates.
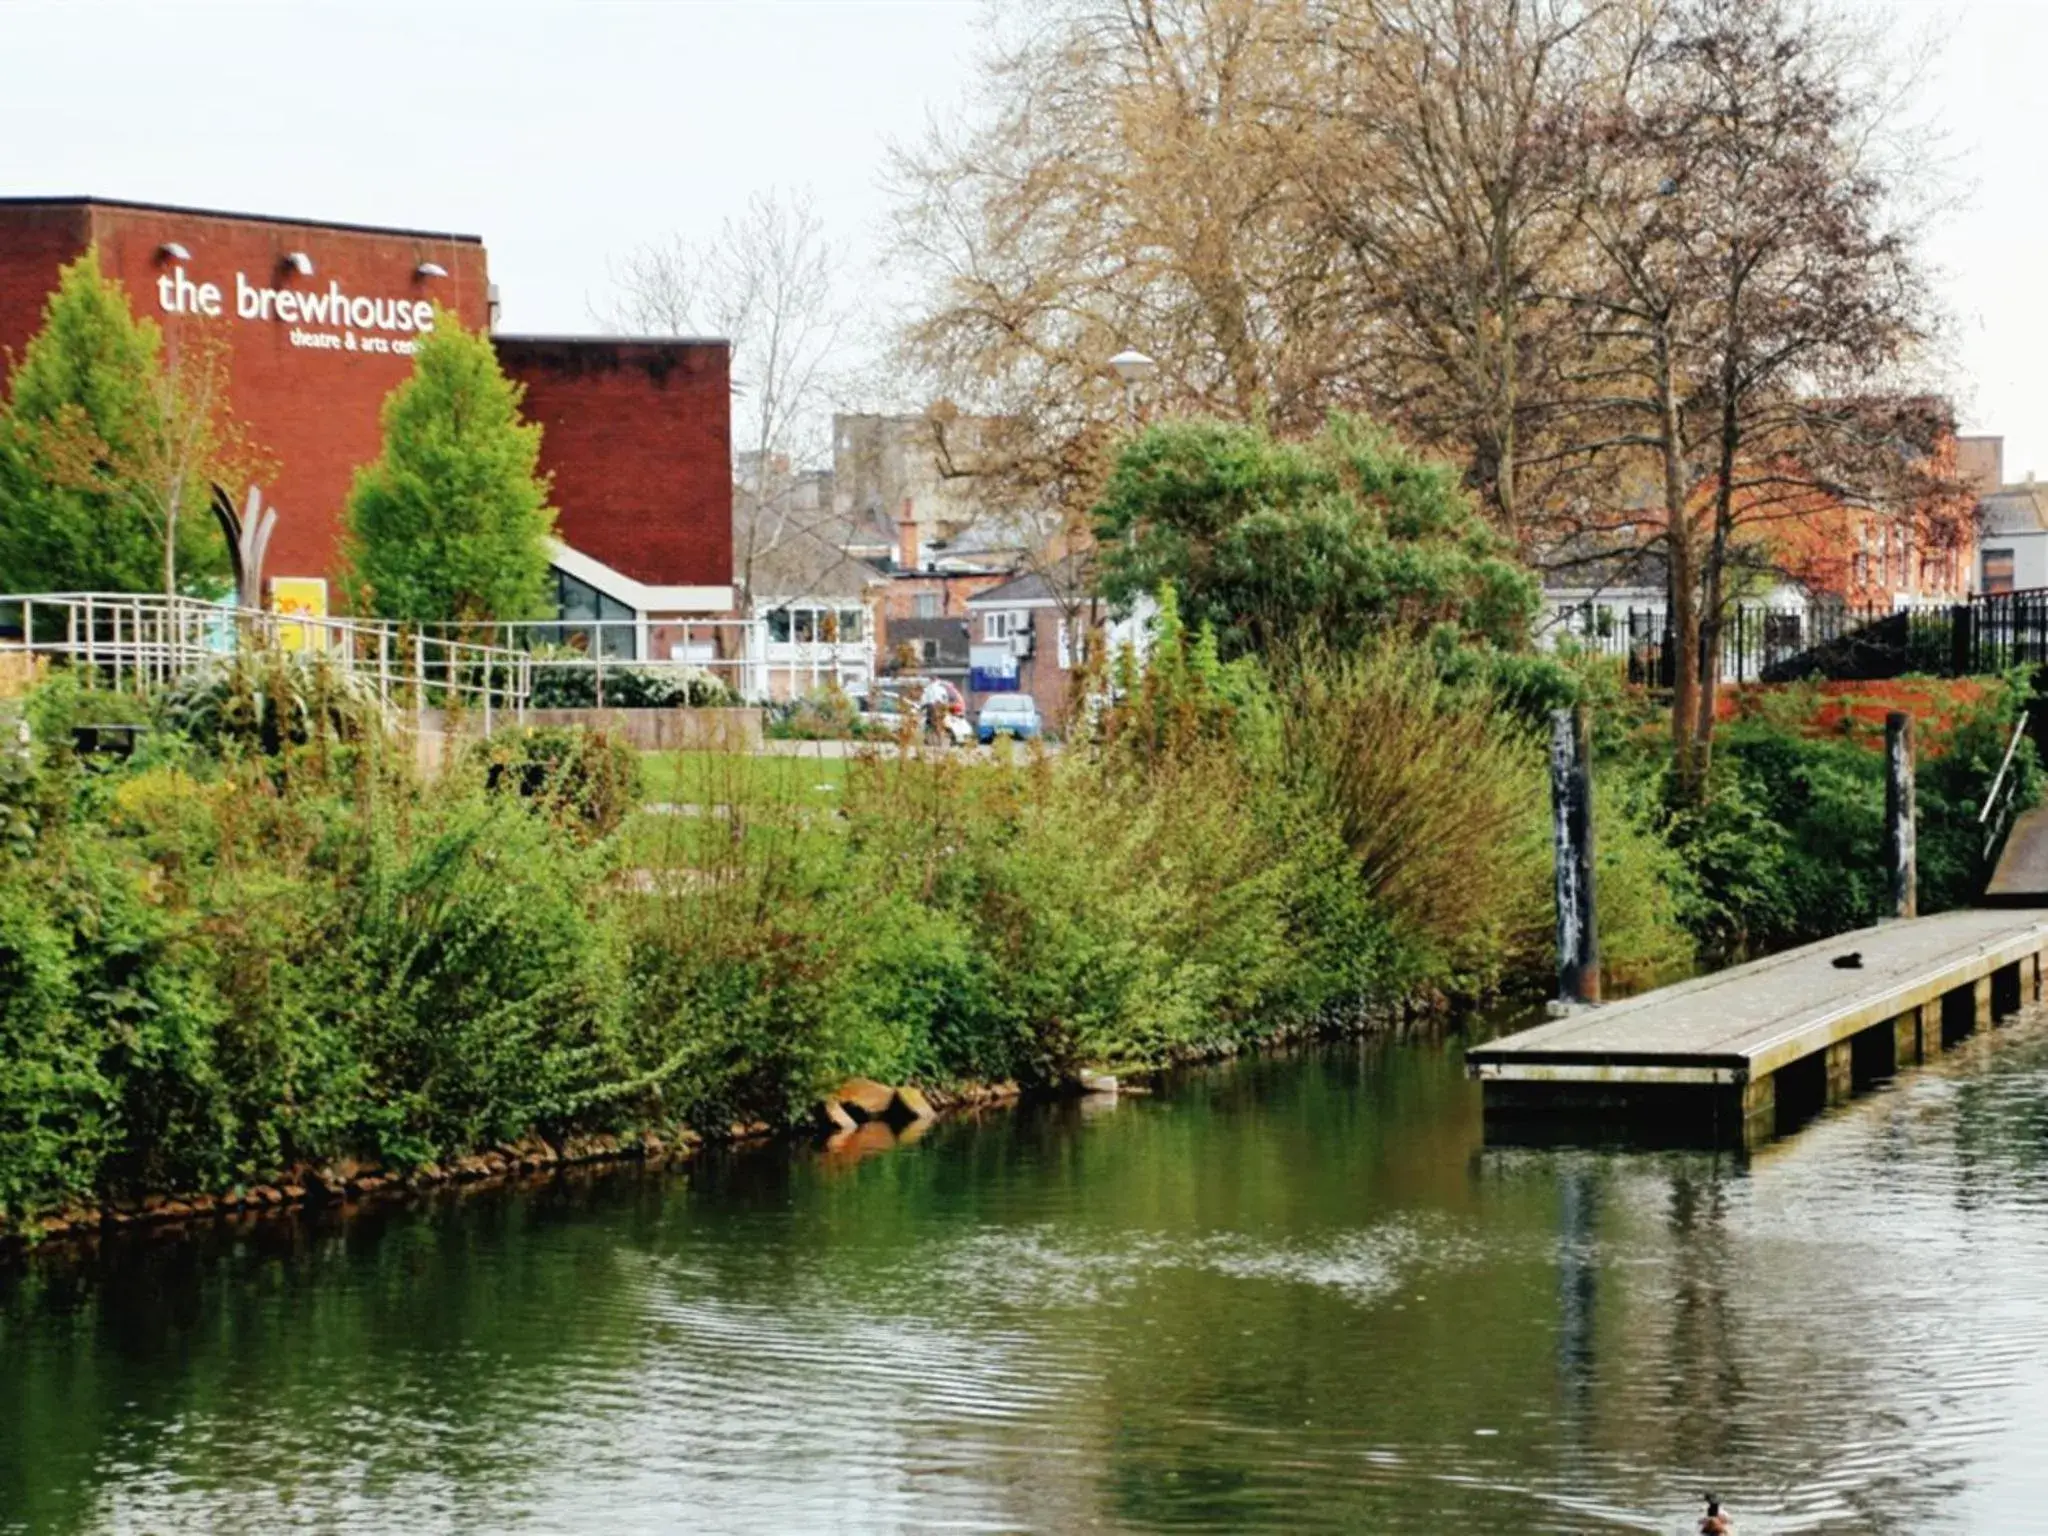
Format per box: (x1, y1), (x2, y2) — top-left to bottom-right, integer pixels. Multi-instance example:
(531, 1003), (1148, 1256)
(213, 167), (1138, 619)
(976, 693), (1042, 743)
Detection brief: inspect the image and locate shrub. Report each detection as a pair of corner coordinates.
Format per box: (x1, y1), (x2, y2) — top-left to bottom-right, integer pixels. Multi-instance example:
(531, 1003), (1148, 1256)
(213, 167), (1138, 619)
(764, 685), (876, 741)
(312, 785), (627, 1165)
(473, 725), (643, 840)
(1091, 414), (1538, 659)
(527, 662), (739, 710)
(157, 651), (379, 758)
(0, 864), (110, 1223)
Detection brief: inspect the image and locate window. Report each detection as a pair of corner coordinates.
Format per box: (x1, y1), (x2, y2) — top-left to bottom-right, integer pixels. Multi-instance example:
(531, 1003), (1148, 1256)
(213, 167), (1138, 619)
(767, 609), (792, 644)
(1984, 549), (2017, 595)
(838, 608), (865, 642)
(919, 638), (939, 663)
(551, 568), (637, 658)
(984, 610), (1025, 642)
(913, 592), (942, 620)
(794, 610), (815, 643)
(1057, 618), (1072, 669)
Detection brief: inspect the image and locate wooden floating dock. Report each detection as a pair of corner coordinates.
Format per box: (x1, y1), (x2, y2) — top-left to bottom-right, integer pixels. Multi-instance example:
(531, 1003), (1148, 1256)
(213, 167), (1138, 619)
(1469, 908), (2048, 1148)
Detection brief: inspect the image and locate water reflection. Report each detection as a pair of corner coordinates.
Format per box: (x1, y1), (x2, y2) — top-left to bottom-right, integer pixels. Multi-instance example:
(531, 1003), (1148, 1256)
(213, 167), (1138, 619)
(6, 1014), (2048, 1532)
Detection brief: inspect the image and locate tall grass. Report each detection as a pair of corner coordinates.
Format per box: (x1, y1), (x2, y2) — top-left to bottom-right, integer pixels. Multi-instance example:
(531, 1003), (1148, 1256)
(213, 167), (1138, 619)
(1280, 647), (1550, 989)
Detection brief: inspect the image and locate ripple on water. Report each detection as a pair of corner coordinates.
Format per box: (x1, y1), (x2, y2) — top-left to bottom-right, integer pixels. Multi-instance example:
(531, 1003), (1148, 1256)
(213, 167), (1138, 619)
(21, 1017), (2048, 1534)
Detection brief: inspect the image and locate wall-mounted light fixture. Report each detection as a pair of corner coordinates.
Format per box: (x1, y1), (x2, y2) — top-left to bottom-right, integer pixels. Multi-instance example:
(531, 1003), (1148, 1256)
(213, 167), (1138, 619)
(414, 261), (449, 279)
(157, 241), (192, 262)
(282, 251), (315, 277)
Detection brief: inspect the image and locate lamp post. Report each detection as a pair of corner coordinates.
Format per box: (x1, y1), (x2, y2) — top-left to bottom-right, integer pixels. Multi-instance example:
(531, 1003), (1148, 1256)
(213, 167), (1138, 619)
(1108, 349), (1156, 430)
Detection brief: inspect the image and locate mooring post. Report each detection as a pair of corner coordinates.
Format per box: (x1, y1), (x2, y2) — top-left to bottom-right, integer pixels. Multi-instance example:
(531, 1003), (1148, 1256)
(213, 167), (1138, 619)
(1550, 704), (1600, 1004)
(1885, 711), (1917, 920)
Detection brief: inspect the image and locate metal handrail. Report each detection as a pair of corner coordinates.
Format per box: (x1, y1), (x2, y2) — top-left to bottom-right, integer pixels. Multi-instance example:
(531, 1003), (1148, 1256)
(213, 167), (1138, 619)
(0, 591), (535, 724)
(1981, 708), (2031, 859)
(0, 592), (877, 712)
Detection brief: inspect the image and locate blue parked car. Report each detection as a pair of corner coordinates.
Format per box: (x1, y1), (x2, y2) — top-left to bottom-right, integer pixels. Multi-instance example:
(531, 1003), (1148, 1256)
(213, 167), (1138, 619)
(976, 692), (1042, 743)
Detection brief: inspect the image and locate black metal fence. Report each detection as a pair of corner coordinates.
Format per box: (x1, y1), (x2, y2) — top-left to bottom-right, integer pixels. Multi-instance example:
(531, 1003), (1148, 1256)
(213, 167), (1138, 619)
(1545, 590), (2048, 687)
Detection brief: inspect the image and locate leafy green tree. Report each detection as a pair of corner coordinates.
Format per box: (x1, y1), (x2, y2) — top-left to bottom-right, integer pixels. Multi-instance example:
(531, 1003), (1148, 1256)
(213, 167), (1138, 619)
(1092, 414), (1537, 660)
(342, 313), (556, 624)
(0, 251), (241, 594)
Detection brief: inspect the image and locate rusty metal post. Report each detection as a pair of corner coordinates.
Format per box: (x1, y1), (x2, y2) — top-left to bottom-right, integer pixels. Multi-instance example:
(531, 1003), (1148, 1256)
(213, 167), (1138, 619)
(1886, 710), (1916, 920)
(1550, 704), (1600, 1004)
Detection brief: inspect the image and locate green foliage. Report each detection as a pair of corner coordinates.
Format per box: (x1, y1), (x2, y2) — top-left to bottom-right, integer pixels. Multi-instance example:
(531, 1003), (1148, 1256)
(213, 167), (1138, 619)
(0, 861), (113, 1221)
(0, 252), (232, 594)
(1588, 766), (1698, 991)
(1279, 644), (1552, 990)
(474, 725), (643, 840)
(1092, 414), (1538, 659)
(315, 788), (625, 1166)
(0, 616), (1730, 1232)
(1644, 681), (2041, 962)
(1918, 683), (2041, 914)
(342, 312), (557, 624)
(763, 684), (885, 741)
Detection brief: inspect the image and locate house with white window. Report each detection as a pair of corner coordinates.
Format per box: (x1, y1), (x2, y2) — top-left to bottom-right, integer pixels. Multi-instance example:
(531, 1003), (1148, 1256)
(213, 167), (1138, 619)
(733, 508), (885, 701)
(963, 561), (1153, 729)
(1974, 481), (2048, 594)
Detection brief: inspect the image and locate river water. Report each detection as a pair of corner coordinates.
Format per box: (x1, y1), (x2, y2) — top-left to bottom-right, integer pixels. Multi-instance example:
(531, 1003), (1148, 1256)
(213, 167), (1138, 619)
(6, 1011), (2048, 1535)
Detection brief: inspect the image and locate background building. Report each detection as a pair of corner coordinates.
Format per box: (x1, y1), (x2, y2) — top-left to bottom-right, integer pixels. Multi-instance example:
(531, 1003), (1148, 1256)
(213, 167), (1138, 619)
(0, 196), (733, 631)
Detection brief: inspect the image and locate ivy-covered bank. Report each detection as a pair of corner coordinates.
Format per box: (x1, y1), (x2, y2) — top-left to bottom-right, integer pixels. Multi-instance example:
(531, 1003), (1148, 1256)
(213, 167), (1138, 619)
(0, 624), (2035, 1240)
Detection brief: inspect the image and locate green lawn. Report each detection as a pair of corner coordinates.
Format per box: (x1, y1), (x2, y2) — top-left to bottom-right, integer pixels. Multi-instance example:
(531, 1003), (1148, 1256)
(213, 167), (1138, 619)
(639, 750), (852, 807)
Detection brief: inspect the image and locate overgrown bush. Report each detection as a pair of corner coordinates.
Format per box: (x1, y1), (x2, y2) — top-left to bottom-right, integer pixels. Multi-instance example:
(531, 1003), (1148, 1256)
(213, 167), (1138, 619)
(1280, 645), (1551, 991)
(0, 612), (1720, 1232)
(1648, 678), (2041, 961)
(763, 685), (885, 741)
(474, 725), (643, 839)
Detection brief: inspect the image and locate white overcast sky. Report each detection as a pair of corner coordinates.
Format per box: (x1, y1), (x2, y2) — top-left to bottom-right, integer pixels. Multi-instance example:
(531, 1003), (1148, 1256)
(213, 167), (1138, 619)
(1, 0), (2044, 475)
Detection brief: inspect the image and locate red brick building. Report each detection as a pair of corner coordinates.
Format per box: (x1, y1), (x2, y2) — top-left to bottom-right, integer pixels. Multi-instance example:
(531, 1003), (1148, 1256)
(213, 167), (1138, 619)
(0, 196), (731, 636)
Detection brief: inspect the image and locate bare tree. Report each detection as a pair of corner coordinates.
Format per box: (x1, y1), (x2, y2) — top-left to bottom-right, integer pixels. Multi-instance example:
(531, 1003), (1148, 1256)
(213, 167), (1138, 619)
(892, 0), (1957, 799)
(1303, 0), (1621, 536)
(892, 1), (1348, 502)
(1546, 0), (1954, 796)
(604, 188), (850, 615)
(135, 328), (274, 597)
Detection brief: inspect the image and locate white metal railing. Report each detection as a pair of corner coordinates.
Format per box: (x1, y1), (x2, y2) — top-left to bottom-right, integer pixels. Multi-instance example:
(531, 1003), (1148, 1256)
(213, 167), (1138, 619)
(0, 593), (534, 730)
(1981, 709), (2032, 861)
(0, 596), (887, 718)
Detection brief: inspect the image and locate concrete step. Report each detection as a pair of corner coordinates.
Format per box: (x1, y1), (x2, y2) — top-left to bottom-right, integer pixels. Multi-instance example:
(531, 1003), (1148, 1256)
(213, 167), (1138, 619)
(1985, 804), (2048, 907)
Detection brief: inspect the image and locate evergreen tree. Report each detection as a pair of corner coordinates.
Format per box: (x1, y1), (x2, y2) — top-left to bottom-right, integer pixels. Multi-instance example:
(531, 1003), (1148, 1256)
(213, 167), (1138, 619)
(1092, 413), (1538, 661)
(0, 251), (237, 594)
(343, 313), (556, 624)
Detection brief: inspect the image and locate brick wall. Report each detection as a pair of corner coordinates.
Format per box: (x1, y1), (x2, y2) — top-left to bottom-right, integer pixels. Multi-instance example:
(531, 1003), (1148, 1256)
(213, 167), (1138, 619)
(495, 338), (732, 590)
(0, 203), (90, 384)
(882, 571), (1008, 622)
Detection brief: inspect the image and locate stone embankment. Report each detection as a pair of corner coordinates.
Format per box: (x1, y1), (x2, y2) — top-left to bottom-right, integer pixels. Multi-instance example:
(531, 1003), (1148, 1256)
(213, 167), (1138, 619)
(6, 1073), (1123, 1247)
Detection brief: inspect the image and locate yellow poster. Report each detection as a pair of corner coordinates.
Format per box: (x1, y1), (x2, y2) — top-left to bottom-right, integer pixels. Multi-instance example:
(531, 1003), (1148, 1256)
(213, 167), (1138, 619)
(270, 577), (329, 653)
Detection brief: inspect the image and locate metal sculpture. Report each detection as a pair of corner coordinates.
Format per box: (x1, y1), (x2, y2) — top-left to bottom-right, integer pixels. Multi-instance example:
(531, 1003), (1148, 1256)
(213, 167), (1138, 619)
(209, 484), (280, 610)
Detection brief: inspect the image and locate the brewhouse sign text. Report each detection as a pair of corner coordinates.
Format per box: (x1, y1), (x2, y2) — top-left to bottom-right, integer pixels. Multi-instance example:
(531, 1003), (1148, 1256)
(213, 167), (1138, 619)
(155, 266), (437, 356)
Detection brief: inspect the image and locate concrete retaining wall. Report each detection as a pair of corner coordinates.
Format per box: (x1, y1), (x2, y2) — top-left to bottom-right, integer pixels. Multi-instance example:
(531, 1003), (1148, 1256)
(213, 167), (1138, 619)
(408, 706), (762, 778)
(518, 707), (762, 752)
